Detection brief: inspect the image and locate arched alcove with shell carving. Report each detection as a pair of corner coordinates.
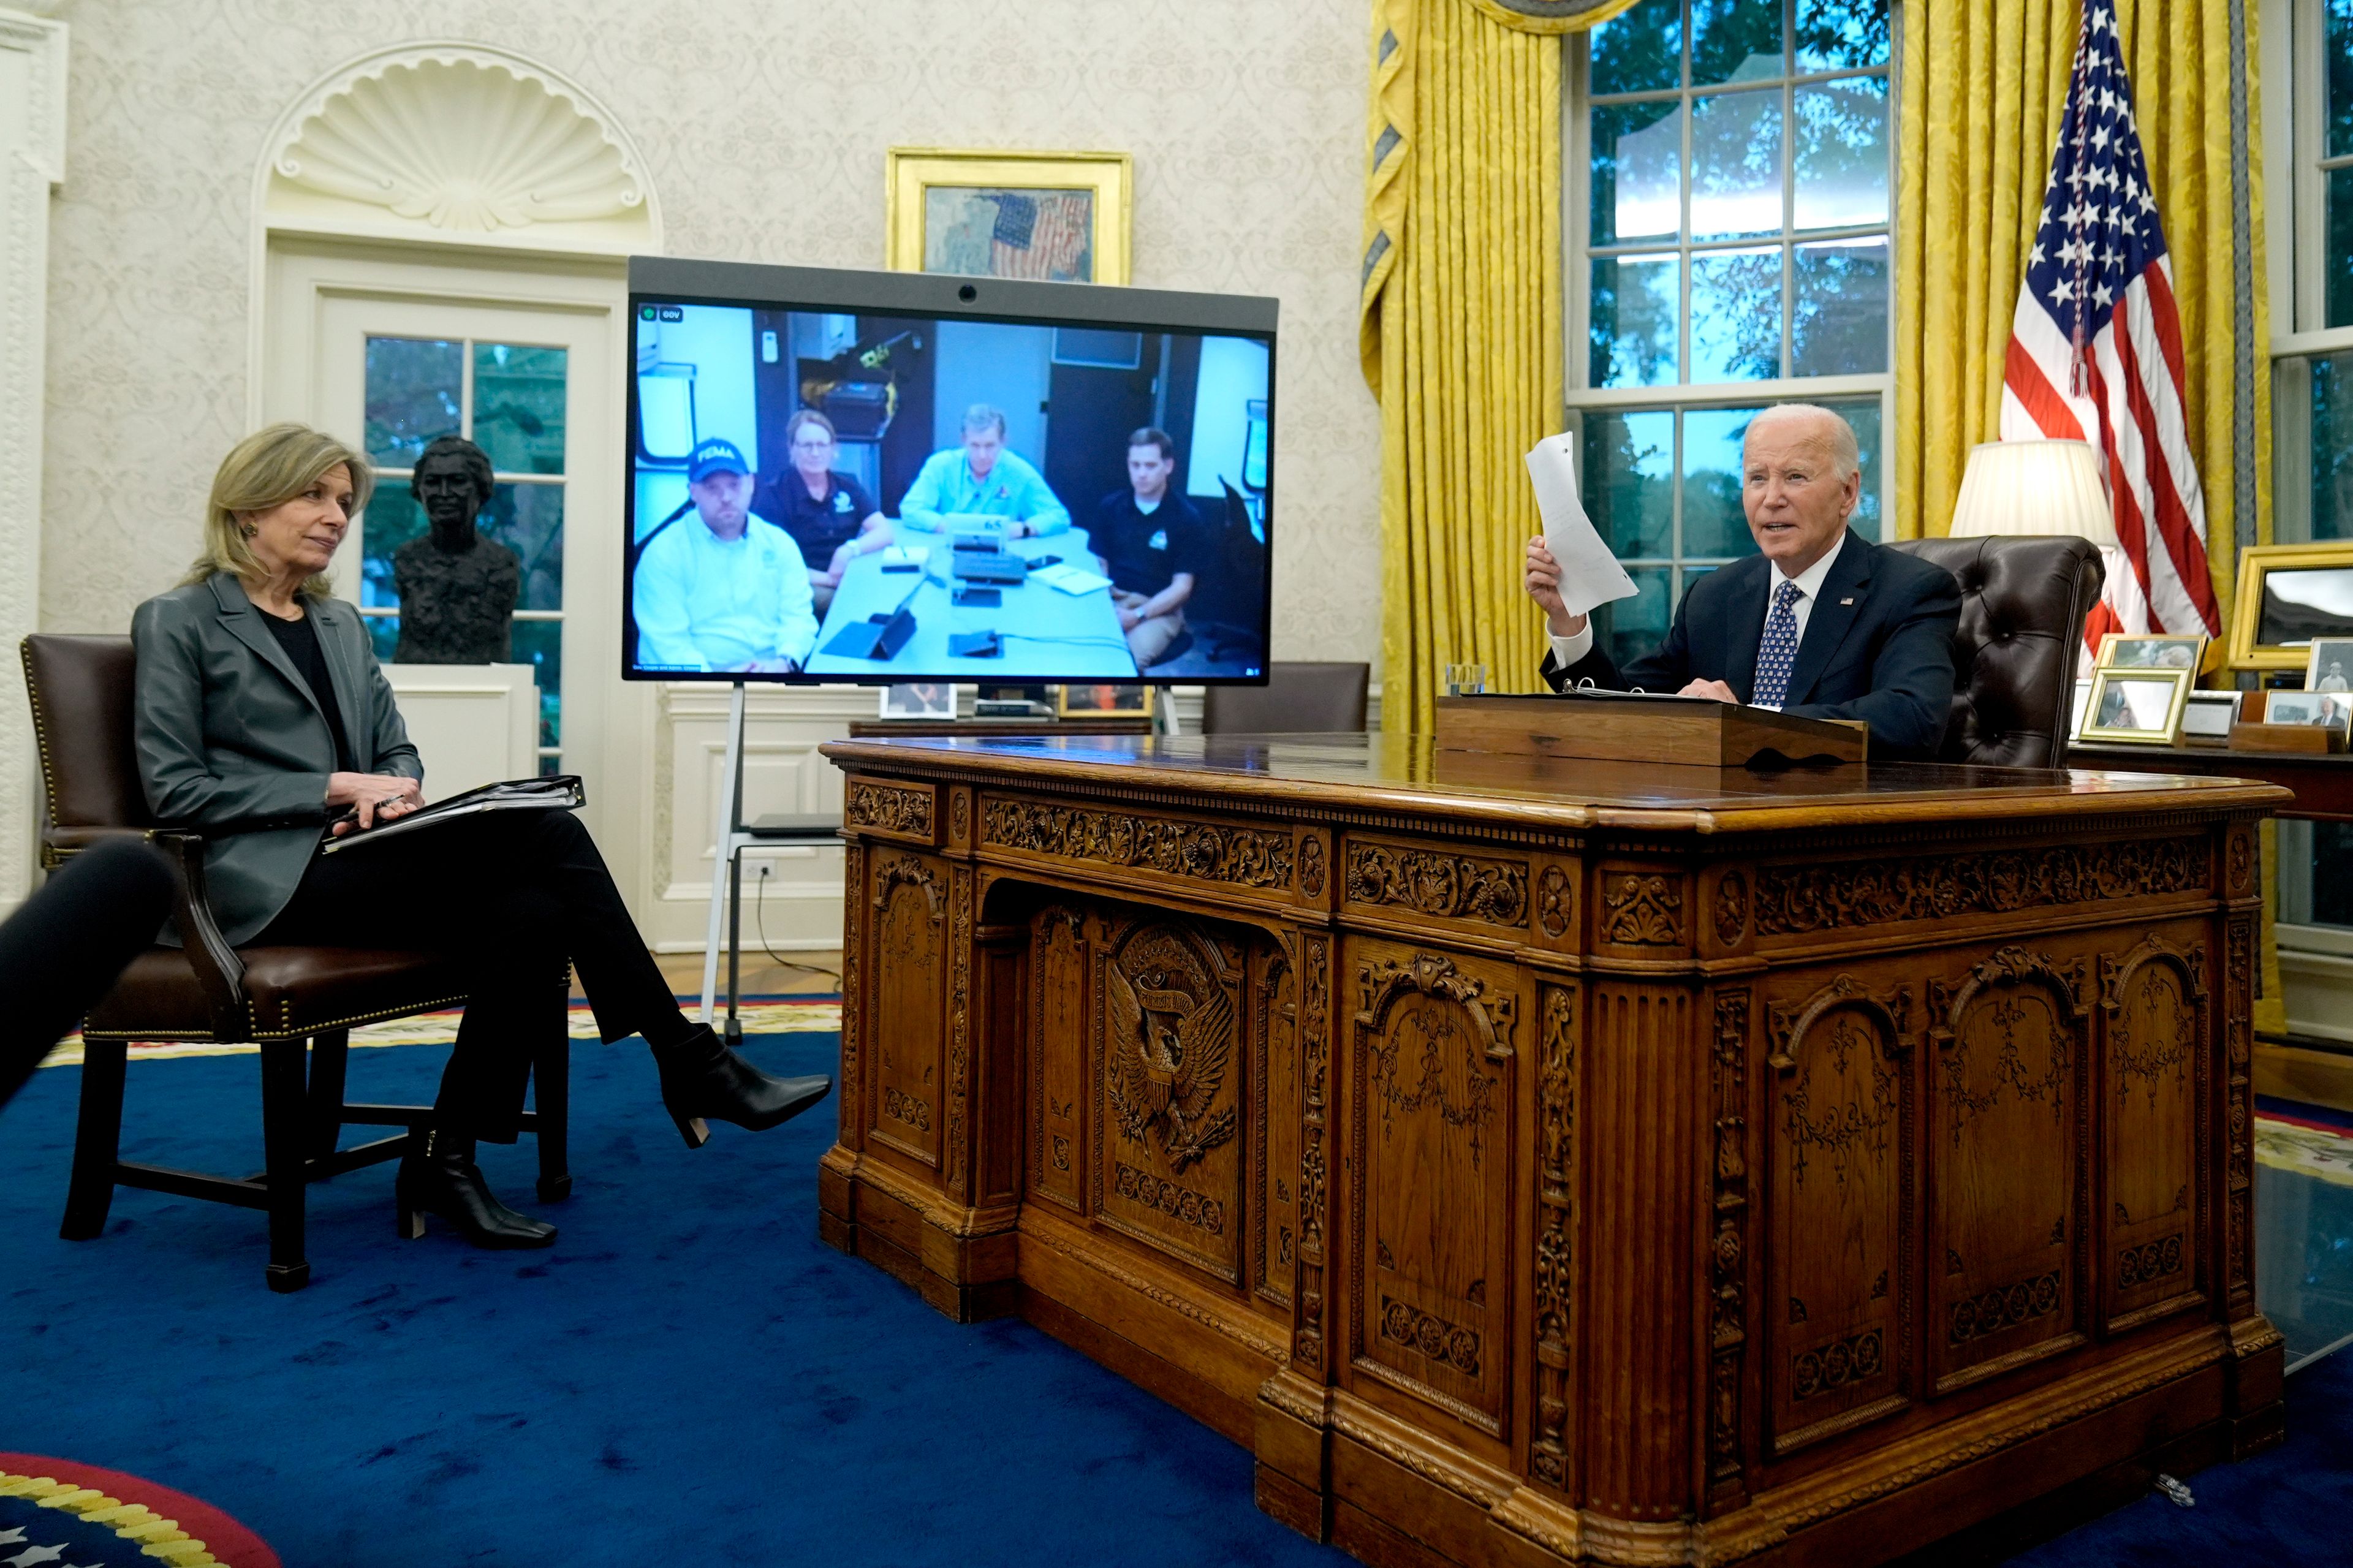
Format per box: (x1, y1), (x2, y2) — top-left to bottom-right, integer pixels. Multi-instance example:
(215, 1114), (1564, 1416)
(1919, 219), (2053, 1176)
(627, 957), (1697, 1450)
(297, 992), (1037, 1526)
(257, 43), (661, 253)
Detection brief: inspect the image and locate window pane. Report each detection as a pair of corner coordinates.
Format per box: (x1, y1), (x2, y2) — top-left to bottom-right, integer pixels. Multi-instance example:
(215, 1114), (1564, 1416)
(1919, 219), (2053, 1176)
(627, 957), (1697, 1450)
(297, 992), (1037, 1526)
(1690, 248), (1783, 382)
(1791, 237), (1889, 376)
(1691, 0), (1782, 88)
(1691, 91), (1784, 239)
(1591, 99), (1684, 246)
(2331, 0), (2353, 157)
(1598, 566), (1675, 670)
(1794, 77), (1889, 230)
(364, 338), (462, 469)
(481, 483), (566, 613)
(358, 486), (428, 611)
(1682, 406), (1766, 557)
(511, 618), (562, 750)
(1796, 0), (1890, 72)
(1583, 410), (1675, 556)
(1819, 395), (1885, 540)
(1590, 0), (1681, 97)
(2310, 349), (2353, 539)
(1590, 254), (1682, 387)
(2331, 167), (2353, 328)
(472, 343), (568, 474)
(365, 615), (399, 665)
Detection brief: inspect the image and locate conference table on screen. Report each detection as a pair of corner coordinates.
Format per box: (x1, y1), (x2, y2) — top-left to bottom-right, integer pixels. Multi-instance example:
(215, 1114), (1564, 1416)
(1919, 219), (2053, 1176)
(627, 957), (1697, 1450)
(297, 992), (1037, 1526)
(801, 525), (1139, 680)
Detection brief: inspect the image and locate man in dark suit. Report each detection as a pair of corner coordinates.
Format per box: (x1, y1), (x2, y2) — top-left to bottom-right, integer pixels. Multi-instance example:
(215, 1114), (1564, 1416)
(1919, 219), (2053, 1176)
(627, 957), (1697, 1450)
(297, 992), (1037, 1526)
(1525, 404), (1960, 758)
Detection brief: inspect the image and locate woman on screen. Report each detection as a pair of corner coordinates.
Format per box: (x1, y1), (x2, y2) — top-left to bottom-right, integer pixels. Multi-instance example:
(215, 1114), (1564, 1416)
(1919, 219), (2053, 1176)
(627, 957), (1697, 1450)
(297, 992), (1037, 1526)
(765, 410), (890, 614)
(132, 424), (830, 1252)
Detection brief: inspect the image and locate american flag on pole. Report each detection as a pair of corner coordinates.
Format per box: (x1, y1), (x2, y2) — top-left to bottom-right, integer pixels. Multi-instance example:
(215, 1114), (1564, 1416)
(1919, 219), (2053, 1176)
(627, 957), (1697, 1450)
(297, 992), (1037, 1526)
(1999, 0), (2219, 651)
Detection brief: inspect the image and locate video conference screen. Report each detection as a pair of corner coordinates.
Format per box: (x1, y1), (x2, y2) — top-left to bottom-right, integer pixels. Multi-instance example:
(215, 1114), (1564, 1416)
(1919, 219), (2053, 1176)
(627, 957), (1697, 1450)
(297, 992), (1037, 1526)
(624, 279), (1275, 685)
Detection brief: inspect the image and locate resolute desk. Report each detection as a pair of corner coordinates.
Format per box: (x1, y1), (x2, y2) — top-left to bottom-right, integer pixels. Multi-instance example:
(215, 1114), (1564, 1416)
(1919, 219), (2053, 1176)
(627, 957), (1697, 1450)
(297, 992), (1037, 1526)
(818, 731), (2287, 1567)
(801, 526), (1137, 680)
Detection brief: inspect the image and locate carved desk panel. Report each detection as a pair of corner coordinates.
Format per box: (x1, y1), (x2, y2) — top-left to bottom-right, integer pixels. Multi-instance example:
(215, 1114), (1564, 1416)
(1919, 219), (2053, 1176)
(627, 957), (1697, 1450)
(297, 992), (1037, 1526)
(817, 733), (2287, 1568)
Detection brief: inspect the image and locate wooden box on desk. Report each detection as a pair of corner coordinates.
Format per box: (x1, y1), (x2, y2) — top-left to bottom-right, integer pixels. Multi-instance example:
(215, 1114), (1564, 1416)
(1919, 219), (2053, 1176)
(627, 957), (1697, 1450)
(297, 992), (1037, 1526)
(1435, 691), (1865, 766)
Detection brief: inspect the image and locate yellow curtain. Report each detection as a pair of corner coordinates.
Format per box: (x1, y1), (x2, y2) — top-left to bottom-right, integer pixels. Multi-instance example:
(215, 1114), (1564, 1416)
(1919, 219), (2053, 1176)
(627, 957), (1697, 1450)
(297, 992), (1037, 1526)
(1359, 0), (1639, 735)
(1893, 0), (2272, 608)
(1895, 0), (2281, 1029)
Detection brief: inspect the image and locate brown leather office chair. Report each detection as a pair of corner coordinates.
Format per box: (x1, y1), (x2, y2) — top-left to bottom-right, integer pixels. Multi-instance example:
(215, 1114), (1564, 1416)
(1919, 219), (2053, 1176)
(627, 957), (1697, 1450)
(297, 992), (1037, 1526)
(20, 634), (570, 1292)
(1200, 661), (1371, 735)
(1885, 536), (2105, 768)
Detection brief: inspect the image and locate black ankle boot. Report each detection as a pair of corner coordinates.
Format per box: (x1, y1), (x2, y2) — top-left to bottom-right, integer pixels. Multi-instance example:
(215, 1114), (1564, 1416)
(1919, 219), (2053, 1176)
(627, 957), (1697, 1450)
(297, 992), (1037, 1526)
(396, 1131), (557, 1249)
(651, 1025), (832, 1149)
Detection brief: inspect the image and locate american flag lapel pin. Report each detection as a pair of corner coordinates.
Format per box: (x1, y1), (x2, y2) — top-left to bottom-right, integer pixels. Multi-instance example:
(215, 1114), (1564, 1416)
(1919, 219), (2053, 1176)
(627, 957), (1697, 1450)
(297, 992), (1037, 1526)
(1839, 597), (1855, 605)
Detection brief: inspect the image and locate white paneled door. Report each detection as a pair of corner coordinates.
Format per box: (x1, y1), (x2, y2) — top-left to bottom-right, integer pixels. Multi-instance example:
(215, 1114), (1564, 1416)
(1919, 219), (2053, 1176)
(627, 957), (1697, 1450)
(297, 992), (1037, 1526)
(263, 244), (650, 917)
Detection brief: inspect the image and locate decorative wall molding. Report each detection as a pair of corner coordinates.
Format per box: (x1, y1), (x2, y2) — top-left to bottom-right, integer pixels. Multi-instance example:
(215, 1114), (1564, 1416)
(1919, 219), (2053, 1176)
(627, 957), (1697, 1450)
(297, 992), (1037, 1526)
(0, 7), (67, 915)
(257, 42), (662, 253)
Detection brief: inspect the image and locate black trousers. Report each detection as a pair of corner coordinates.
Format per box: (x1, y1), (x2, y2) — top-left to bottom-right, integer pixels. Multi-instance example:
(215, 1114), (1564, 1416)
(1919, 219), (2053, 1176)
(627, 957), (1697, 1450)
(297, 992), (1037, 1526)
(257, 810), (683, 1141)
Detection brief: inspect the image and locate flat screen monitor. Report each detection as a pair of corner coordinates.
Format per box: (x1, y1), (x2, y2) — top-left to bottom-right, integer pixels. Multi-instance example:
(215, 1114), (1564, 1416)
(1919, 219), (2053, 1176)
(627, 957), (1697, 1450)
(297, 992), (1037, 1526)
(624, 257), (1277, 685)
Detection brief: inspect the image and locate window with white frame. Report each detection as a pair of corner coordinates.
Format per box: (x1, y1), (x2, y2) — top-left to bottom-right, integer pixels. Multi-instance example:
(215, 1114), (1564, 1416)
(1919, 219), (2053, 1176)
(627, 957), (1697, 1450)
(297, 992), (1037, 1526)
(2271, 0), (2353, 550)
(2265, 0), (2353, 936)
(360, 336), (570, 773)
(1570, 0), (1893, 668)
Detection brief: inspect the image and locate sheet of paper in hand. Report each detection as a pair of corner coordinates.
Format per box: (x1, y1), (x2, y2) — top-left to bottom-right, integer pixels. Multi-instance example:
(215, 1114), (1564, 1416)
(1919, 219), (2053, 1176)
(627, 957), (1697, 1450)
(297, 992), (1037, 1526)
(1525, 433), (1637, 618)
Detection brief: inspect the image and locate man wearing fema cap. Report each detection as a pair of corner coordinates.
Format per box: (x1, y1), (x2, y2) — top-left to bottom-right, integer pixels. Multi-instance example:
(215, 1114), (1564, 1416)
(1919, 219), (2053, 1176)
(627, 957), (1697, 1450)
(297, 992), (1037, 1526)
(632, 437), (819, 673)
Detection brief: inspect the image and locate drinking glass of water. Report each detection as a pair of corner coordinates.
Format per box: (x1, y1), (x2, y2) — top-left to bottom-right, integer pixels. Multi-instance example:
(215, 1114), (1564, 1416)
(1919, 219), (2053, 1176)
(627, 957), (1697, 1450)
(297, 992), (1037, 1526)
(1444, 662), (1488, 697)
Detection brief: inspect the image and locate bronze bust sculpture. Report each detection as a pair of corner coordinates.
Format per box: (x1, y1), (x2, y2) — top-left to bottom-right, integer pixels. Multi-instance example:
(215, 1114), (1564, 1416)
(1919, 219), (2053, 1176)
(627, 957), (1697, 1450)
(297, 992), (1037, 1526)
(392, 435), (522, 664)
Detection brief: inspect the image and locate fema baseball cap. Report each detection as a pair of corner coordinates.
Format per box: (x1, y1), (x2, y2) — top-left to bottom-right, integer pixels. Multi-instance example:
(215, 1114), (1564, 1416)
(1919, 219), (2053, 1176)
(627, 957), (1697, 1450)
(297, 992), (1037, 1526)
(688, 438), (750, 483)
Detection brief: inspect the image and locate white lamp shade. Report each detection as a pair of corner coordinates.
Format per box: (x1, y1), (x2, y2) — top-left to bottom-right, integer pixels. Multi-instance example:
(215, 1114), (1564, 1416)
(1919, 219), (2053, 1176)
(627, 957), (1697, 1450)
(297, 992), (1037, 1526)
(1947, 439), (2118, 547)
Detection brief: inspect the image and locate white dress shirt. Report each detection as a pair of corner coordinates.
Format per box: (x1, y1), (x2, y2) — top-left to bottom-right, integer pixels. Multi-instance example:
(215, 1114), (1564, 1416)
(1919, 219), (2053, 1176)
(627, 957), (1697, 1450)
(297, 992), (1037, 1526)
(633, 512), (818, 672)
(1547, 532), (1851, 710)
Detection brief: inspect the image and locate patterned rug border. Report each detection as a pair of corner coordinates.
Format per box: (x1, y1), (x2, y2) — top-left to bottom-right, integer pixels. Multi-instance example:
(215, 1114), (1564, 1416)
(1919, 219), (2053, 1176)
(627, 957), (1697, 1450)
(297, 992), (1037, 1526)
(39, 995), (842, 1069)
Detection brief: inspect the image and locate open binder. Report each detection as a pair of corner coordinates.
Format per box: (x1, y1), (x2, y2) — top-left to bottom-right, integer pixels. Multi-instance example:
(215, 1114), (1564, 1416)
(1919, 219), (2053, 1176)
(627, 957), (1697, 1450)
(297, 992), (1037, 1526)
(319, 775), (585, 854)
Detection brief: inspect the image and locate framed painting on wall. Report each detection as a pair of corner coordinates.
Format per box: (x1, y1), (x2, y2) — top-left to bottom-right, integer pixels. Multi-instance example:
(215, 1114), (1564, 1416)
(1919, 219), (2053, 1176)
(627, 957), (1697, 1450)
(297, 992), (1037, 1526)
(885, 148), (1132, 284)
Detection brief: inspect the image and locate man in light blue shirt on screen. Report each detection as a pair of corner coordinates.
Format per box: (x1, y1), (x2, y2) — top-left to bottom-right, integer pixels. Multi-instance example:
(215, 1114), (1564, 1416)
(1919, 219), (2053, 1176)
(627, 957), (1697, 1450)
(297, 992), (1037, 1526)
(898, 403), (1071, 537)
(634, 438), (818, 673)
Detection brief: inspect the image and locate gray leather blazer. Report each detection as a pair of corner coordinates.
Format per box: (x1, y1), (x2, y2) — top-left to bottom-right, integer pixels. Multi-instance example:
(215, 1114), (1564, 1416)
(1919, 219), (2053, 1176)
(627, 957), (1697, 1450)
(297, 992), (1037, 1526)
(131, 571), (422, 945)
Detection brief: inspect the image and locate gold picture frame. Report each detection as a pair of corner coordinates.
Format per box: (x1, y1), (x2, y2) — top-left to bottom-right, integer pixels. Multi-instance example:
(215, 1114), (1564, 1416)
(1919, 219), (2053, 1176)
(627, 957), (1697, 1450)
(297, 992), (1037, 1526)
(2227, 541), (2353, 670)
(2096, 632), (2205, 672)
(2081, 666), (2191, 745)
(885, 148), (1132, 284)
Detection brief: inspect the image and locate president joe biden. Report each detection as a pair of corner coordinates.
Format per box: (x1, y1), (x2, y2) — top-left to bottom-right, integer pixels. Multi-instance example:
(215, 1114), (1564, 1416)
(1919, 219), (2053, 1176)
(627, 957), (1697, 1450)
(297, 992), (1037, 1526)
(1524, 403), (1959, 758)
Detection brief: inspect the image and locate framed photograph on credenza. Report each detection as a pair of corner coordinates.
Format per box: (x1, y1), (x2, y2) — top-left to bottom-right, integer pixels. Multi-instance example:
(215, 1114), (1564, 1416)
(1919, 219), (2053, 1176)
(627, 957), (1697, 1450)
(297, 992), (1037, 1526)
(2264, 688), (2353, 742)
(2081, 667), (2191, 744)
(2306, 637), (2353, 694)
(2098, 632), (2205, 671)
(2180, 689), (2241, 741)
(2227, 542), (2353, 671)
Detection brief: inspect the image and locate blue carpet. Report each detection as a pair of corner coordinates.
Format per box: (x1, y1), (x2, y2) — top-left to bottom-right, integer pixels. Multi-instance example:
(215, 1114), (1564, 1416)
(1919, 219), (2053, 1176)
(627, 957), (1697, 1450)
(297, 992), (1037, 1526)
(0, 1036), (1346, 1567)
(3, 1039), (2345, 1567)
(2002, 1350), (2353, 1566)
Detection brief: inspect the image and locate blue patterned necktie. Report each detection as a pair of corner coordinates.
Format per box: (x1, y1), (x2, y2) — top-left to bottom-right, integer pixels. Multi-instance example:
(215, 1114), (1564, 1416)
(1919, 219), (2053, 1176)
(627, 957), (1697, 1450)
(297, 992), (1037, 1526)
(1751, 579), (1804, 709)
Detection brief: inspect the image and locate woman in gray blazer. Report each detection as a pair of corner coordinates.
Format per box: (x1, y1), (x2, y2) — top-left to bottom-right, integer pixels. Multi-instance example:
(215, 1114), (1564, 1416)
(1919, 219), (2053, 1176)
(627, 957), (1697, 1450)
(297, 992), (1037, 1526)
(133, 423), (830, 1250)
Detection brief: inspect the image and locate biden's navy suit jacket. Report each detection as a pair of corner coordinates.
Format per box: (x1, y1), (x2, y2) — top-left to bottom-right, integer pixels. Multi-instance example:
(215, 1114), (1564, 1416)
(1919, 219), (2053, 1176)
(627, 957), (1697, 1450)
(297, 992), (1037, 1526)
(1538, 531), (1962, 759)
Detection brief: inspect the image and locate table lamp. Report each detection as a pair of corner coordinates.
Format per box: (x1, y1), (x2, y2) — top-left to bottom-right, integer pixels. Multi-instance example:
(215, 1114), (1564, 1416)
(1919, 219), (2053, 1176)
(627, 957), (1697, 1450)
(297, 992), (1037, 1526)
(1946, 439), (2118, 545)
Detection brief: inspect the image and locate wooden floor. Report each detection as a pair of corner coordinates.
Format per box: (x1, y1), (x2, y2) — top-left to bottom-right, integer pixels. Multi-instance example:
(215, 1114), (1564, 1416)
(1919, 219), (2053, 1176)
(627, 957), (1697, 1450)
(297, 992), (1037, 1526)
(569, 952), (844, 1001)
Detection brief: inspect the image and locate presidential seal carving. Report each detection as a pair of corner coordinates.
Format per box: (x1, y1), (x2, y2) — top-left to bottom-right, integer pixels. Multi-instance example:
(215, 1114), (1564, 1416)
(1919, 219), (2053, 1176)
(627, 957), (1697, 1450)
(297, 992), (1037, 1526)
(1106, 930), (1238, 1173)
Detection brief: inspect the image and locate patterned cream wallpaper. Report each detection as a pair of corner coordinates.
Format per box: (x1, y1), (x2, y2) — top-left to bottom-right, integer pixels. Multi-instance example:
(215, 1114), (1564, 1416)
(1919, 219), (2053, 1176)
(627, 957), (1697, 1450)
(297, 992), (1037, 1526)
(36, 0), (1382, 662)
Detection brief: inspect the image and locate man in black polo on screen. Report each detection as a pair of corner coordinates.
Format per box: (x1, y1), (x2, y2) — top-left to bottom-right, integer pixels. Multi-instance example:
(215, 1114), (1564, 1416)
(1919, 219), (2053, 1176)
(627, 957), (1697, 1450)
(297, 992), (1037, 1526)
(1523, 403), (1960, 759)
(758, 409), (890, 615)
(1091, 427), (1206, 670)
